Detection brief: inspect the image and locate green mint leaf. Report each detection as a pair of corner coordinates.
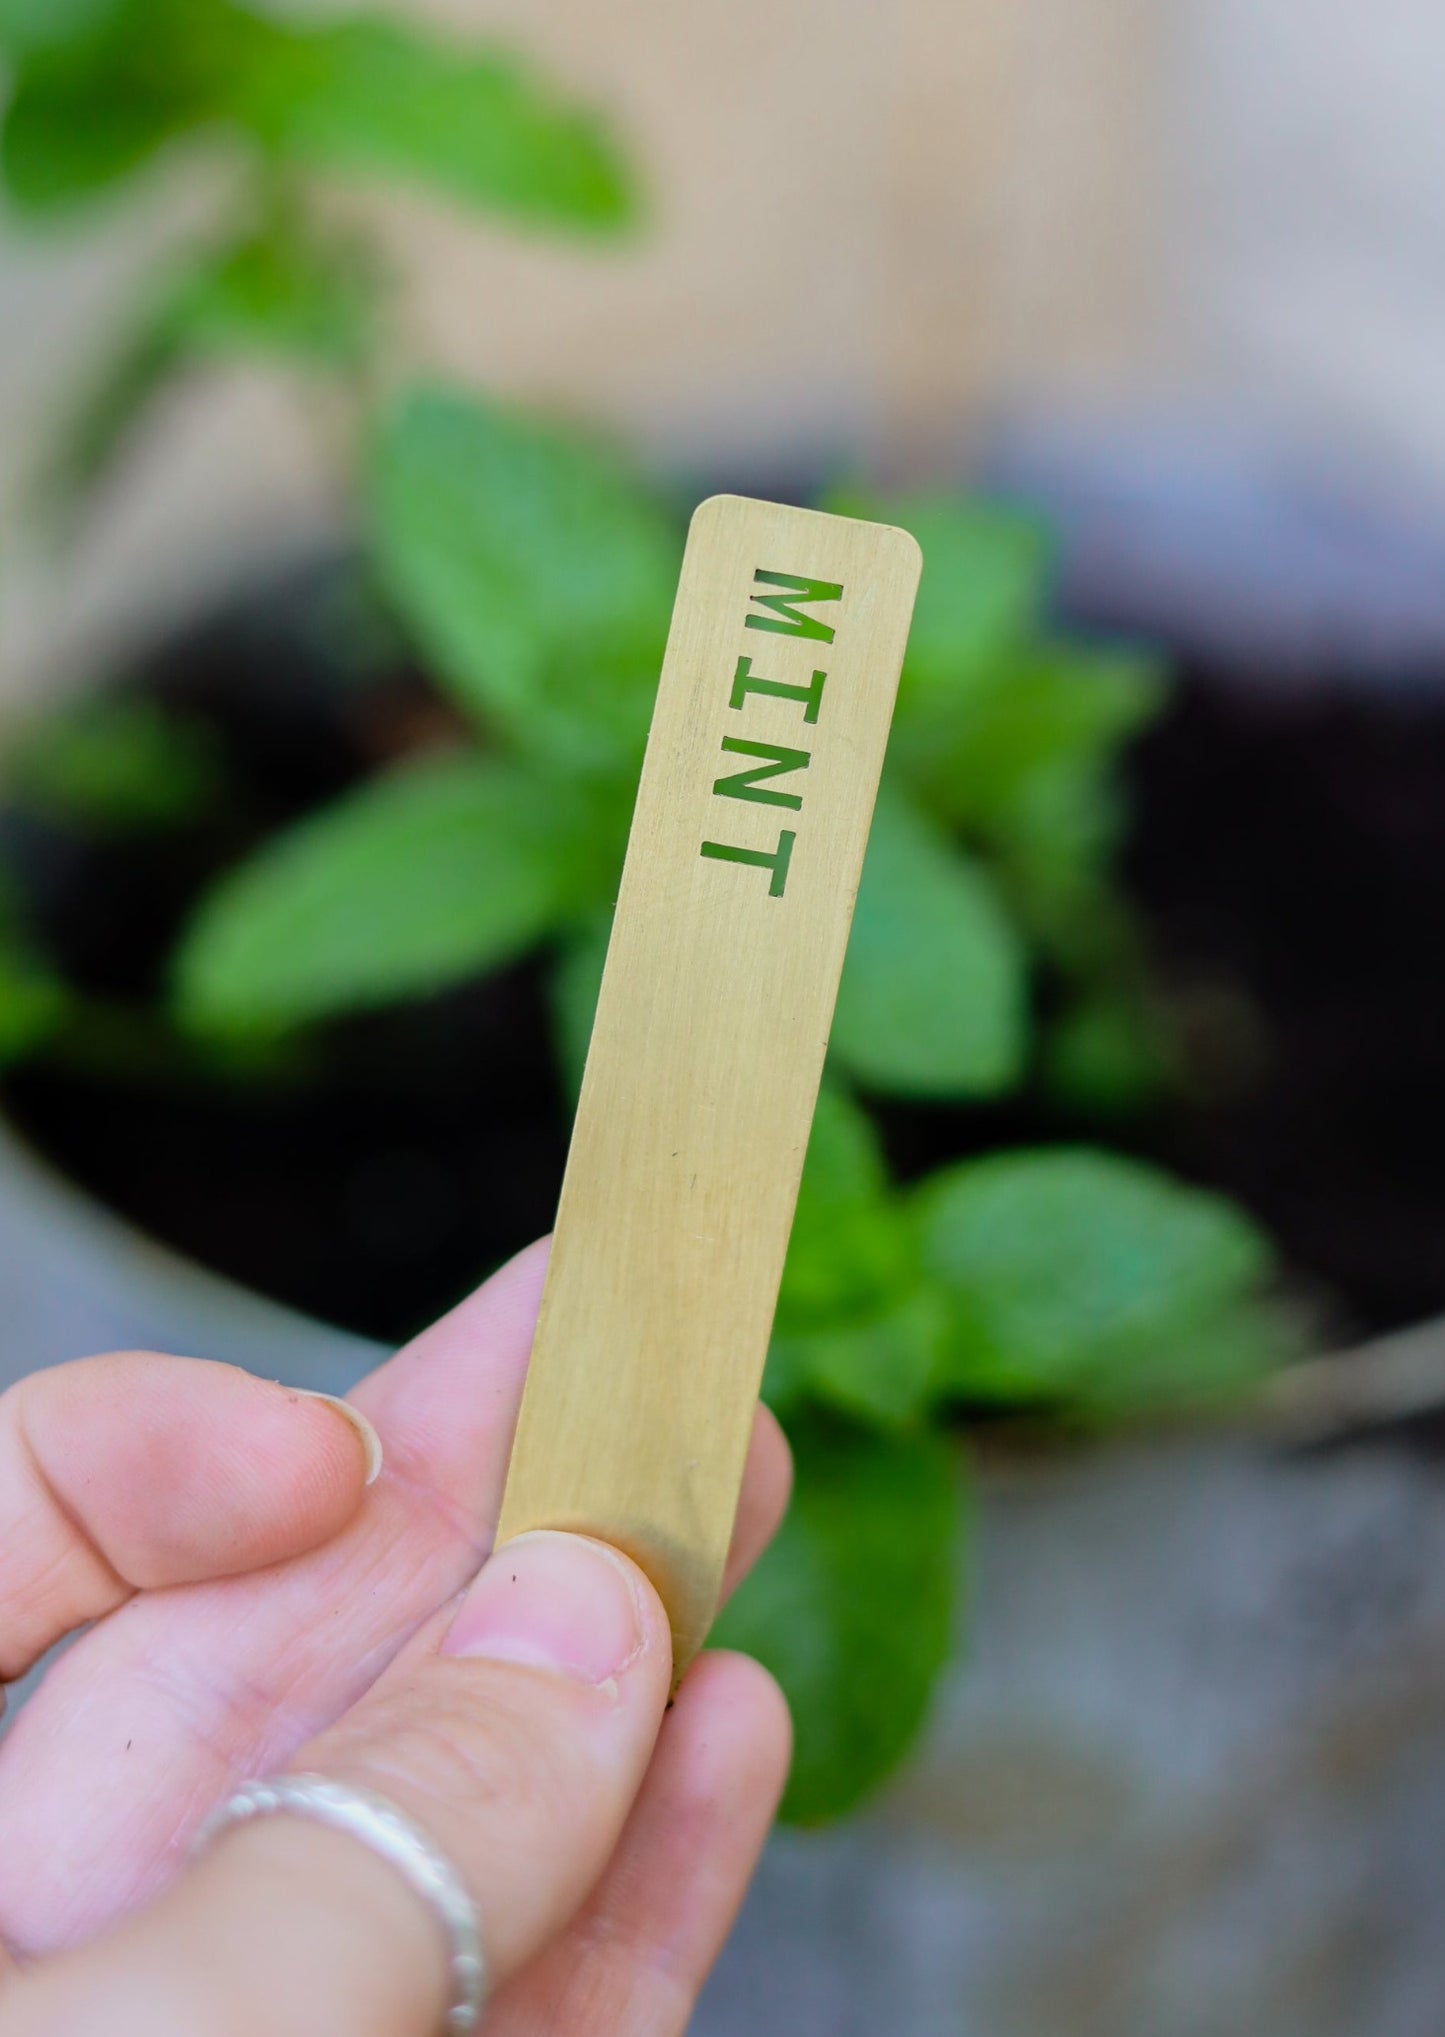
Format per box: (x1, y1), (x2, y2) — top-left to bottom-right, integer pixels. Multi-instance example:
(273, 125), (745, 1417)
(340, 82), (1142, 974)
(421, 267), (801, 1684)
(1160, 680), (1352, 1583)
(0, 871), (67, 1065)
(1, 71), (193, 211)
(513, 640), (664, 784)
(919, 1147), (1280, 1411)
(824, 489), (1049, 704)
(368, 387), (678, 747)
(888, 637), (1164, 977)
(713, 1413), (964, 1823)
(986, 754), (1124, 929)
(778, 1087), (913, 1327)
(0, 950), (65, 1065)
(774, 1091), (947, 1426)
(1044, 989), (1172, 1116)
(45, 206), (378, 510)
(0, 0), (257, 214)
(41, 317), (186, 516)
(1081, 1300), (1300, 1418)
(4, 697), (222, 829)
(0, 0), (122, 56)
(3, 2), (636, 232)
(759, 1332), (810, 1419)
(165, 207), (379, 366)
(770, 1287), (949, 1431)
(916, 640), (1165, 831)
(173, 754), (586, 1035)
(241, 16), (637, 233)
(830, 788), (1028, 1099)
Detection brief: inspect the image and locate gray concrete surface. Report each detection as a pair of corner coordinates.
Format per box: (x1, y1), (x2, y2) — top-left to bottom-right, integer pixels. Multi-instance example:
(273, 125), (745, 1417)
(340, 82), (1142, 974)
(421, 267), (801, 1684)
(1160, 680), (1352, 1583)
(704, 1437), (1445, 2037)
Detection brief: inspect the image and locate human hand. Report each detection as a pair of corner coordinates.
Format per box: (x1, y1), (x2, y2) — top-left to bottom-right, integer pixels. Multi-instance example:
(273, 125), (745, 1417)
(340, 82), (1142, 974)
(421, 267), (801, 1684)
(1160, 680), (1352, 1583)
(0, 1239), (792, 2035)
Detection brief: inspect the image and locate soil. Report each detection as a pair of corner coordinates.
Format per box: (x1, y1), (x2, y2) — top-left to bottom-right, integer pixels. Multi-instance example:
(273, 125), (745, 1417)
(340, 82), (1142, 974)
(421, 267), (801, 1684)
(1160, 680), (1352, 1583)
(5, 561), (1445, 1347)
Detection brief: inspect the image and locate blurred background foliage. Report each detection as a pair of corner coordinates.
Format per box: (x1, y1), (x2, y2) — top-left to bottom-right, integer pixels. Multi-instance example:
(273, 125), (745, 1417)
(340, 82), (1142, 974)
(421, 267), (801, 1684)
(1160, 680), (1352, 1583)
(0, 0), (1294, 1822)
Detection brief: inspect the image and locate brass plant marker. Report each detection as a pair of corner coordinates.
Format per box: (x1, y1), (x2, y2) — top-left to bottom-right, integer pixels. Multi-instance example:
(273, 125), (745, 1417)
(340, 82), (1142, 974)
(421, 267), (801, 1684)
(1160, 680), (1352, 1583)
(495, 494), (922, 1674)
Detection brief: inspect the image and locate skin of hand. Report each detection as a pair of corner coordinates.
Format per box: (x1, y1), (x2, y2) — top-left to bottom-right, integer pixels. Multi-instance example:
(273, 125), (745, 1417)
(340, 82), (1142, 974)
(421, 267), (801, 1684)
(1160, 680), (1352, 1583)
(0, 1238), (793, 2037)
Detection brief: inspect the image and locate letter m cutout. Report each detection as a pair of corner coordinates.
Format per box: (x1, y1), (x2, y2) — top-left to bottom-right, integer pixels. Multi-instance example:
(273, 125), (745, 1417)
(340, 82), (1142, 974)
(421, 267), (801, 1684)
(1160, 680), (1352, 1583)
(744, 569), (844, 643)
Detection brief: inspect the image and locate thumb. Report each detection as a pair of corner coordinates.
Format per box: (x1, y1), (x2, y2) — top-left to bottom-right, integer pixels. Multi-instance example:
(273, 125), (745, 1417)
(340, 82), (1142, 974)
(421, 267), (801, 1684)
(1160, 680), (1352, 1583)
(3, 1533), (673, 2037)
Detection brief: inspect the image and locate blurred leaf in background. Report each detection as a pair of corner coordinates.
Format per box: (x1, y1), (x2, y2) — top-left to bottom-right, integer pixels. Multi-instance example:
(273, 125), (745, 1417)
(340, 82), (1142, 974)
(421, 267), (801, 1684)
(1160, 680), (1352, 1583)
(831, 788), (1027, 1099)
(47, 202), (380, 510)
(173, 753), (601, 1036)
(368, 388), (677, 759)
(239, 16), (637, 231)
(1, 0), (637, 509)
(0, 0), (636, 225)
(0, 872), (67, 1065)
(831, 490), (1050, 704)
(1044, 985), (1176, 1116)
(770, 1092), (945, 1431)
(3, 697), (222, 830)
(0, 947), (64, 1065)
(714, 1413), (964, 1824)
(0, 0), (122, 57)
(920, 1147), (1283, 1414)
(776, 1089), (916, 1331)
(832, 492), (1164, 948)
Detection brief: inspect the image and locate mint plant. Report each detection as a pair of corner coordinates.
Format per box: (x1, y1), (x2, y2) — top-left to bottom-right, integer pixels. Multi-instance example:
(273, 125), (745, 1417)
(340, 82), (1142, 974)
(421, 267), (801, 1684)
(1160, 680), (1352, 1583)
(0, 5), (1294, 1823)
(0, 0), (633, 505)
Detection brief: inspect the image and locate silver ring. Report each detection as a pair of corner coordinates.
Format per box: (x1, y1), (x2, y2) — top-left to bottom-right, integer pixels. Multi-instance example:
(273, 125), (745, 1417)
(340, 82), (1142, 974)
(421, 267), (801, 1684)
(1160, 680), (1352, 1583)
(191, 1773), (487, 2033)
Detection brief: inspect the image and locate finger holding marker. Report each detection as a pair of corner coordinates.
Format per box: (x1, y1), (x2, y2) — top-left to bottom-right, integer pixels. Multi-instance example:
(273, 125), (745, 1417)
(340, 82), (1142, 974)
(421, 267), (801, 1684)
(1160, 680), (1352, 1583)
(481, 1648), (791, 2037)
(1, 1428), (789, 2037)
(0, 1241), (788, 1965)
(0, 1244), (553, 1961)
(2, 1530), (676, 2037)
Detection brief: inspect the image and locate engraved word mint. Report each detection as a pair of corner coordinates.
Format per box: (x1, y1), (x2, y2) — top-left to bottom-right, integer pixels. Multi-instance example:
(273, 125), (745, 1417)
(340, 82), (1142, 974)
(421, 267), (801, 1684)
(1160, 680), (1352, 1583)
(698, 569), (844, 898)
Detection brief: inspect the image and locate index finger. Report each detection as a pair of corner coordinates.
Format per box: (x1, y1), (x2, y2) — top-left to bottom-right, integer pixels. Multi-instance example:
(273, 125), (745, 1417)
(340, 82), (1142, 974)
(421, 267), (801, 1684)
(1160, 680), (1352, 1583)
(0, 1355), (378, 1685)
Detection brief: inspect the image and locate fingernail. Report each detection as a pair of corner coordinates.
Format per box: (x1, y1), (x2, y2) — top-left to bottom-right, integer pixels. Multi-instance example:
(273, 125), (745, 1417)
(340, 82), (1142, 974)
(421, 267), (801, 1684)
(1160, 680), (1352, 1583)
(442, 1531), (647, 1686)
(292, 1390), (384, 1485)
